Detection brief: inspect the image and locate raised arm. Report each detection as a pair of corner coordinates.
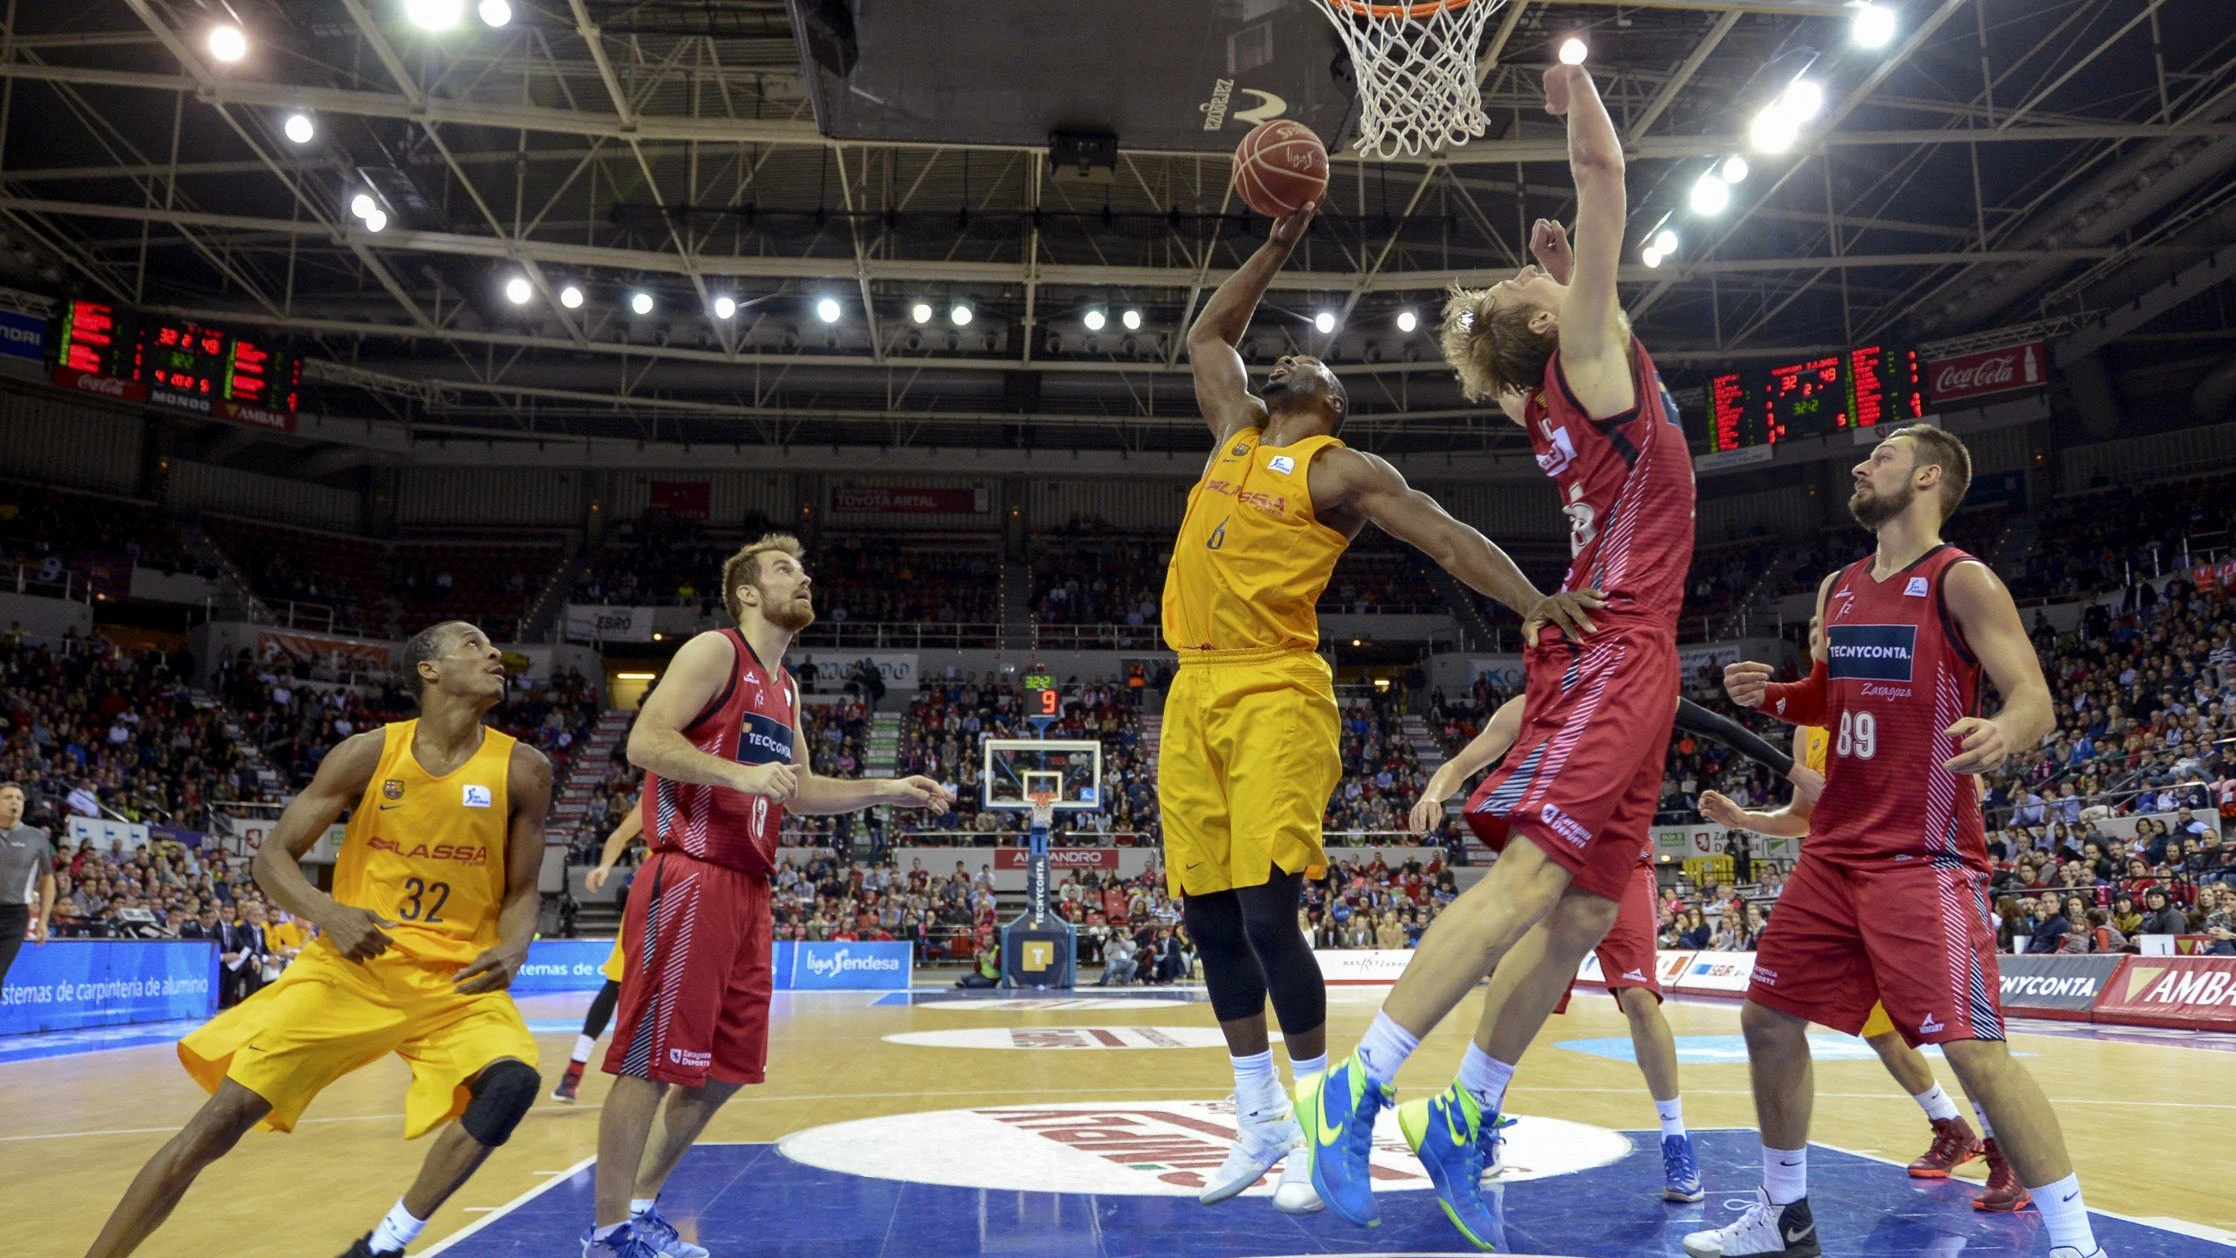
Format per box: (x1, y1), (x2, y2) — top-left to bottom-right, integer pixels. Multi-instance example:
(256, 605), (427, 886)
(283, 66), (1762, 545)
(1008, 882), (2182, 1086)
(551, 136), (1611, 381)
(1942, 560), (2055, 774)
(1311, 446), (1602, 643)
(627, 630), (796, 802)
(1541, 63), (1633, 418)
(454, 743), (553, 993)
(250, 728), (393, 961)
(788, 685), (955, 817)
(1188, 206), (1314, 440)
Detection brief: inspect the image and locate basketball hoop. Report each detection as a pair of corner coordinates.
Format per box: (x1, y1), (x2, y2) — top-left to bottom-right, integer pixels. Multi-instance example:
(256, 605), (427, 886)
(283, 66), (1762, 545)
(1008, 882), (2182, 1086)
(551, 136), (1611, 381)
(1315, 0), (1503, 160)
(1025, 790), (1059, 833)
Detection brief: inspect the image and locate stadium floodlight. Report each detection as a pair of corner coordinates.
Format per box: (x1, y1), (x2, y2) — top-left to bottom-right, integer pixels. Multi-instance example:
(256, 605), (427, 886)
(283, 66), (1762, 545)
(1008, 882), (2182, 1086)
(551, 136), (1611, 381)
(1396, 309), (1418, 333)
(1781, 79), (1826, 121)
(349, 192), (377, 220)
(815, 296), (843, 324)
(559, 284), (584, 310)
(362, 208), (387, 233)
(1851, 3), (1897, 49)
(1749, 106), (1800, 154)
(713, 295), (737, 320)
(1558, 37), (1587, 65)
(503, 276), (532, 305)
(1641, 245), (1665, 269)
(478, 0), (514, 27)
(630, 291), (654, 316)
(1083, 309), (1107, 332)
(1120, 308), (1143, 331)
(283, 113), (315, 144)
(1653, 229), (1679, 255)
(1688, 172), (1731, 216)
(910, 301), (934, 324)
(406, 0), (466, 31)
(208, 24), (248, 63)
(949, 301), (974, 327)
(1720, 155), (1750, 184)
(1314, 311), (1337, 334)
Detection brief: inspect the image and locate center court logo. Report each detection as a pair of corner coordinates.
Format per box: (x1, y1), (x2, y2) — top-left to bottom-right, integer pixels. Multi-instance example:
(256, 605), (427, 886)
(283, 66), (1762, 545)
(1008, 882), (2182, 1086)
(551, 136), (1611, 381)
(776, 1102), (1629, 1197)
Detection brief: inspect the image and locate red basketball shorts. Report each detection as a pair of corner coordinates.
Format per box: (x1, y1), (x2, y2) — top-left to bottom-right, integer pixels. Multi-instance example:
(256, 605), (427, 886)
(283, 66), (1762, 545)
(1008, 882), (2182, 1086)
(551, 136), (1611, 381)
(1464, 631), (1677, 900)
(606, 850), (774, 1087)
(1596, 860), (1663, 999)
(1748, 852), (2005, 1046)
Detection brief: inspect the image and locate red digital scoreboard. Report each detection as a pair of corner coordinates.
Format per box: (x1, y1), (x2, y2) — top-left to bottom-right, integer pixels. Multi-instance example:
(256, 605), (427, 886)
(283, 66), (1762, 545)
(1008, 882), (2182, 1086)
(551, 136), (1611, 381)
(1698, 344), (1925, 454)
(50, 299), (301, 429)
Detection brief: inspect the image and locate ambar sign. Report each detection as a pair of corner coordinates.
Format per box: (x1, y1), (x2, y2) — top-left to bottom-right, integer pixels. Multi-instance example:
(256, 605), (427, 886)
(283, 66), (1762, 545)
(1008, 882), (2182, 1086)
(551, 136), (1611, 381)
(2093, 956), (2236, 1029)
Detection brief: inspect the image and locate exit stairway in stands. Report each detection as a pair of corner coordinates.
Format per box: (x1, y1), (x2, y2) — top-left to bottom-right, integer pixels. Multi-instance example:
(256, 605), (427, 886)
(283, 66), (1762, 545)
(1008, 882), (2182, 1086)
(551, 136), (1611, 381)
(864, 711), (902, 778)
(551, 709), (633, 840)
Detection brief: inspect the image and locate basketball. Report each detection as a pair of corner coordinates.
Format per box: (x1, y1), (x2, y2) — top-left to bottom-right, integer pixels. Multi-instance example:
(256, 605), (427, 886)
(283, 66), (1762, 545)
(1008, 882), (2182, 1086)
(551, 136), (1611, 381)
(1232, 119), (1329, 218)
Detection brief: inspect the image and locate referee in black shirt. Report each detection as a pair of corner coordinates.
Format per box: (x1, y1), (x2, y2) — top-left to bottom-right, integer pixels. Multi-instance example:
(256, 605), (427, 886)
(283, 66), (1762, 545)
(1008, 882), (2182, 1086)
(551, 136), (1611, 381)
(0, 783), (56, 982)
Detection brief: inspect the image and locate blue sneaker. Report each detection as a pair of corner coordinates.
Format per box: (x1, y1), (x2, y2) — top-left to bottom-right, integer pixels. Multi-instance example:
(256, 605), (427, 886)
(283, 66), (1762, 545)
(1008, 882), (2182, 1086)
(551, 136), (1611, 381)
(1296, 1052), (1388, 1228)
(1398, 1083), (1504, 1251)
(581, 1224), (662, 1258)
(1662, 1131), (1705, 1203)
(632, 1197), (711, 1258)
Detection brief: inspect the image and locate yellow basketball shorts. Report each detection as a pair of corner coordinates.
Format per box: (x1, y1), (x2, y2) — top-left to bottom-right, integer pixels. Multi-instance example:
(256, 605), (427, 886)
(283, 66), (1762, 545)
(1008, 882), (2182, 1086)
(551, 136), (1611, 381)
(601, 914), (628, 983)
(1158, 647), (1341, 898)
(1859, 1001), (1896, 1039)
(179, 942), (538, 1139)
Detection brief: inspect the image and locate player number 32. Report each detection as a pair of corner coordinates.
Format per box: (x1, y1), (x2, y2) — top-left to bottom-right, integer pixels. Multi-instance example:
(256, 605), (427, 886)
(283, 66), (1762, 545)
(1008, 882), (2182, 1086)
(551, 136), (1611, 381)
(397, 876), (451, 923)
(1834, 709), (1877, 761)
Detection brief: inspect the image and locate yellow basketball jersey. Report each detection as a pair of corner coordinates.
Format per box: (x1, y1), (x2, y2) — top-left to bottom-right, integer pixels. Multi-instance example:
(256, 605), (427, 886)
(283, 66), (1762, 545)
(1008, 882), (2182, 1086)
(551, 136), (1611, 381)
(1162, 429), (1350, 653)
(1800, 724), (1829, 774)
(331, 720), (515, 967)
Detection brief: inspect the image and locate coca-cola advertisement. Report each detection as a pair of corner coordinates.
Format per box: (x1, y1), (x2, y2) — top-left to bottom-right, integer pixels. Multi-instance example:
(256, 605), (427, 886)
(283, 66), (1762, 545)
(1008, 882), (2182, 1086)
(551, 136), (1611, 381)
(51, 365), (148, 404)
(1923, 340), (2045, 405)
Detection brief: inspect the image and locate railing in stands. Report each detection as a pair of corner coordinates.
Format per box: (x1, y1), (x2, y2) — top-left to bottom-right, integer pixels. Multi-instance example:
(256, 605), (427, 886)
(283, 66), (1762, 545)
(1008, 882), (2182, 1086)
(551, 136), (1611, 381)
(5, 562), (93, 604)
(794, 621), (1004, 650)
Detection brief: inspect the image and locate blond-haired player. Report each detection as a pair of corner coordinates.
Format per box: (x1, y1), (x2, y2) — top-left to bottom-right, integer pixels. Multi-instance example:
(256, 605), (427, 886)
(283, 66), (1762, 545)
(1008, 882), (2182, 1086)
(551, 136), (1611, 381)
(85, 622), (552, 1258)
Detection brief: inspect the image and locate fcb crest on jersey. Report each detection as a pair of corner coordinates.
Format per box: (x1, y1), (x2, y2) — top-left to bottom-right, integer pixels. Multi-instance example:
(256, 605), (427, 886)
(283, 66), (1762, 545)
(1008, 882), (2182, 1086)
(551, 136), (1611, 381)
(1828, 624), (1917, 682)
(382, 779), (405, 801)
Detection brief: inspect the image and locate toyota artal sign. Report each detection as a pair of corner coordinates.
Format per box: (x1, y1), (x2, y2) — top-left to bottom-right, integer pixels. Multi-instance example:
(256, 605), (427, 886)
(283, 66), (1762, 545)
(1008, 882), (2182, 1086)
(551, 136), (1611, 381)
(1924, 340), (2045, 405)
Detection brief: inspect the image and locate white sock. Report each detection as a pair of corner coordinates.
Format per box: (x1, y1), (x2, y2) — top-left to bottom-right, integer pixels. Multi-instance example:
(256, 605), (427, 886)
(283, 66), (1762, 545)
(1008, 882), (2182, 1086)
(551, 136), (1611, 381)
(1656, 1096), (1686, 1138)
(629, 1196), (658, 1217)
(1231, 1049), (1283, 1115)
(1456, 1042), (1515, 1115)
(1912, 1083), (1960, 1122)
(592, 1222), (627, 1243)
(1762, 1145), (1807, 1205)
(2030, 1172), (2097, 1254)
(370, 1201), (425, 1255)
(1356, 1013), (1420, 1089)
(1288, 1051), (1328, 1082)
(572, 1034), (597, 1065)
(1972, 1101), (1996, 1140)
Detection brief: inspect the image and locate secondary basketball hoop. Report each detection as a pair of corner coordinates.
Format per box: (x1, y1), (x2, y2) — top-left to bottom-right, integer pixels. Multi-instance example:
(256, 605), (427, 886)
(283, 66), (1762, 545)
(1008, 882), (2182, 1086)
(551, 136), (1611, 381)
(1315, 0), (1504, 159)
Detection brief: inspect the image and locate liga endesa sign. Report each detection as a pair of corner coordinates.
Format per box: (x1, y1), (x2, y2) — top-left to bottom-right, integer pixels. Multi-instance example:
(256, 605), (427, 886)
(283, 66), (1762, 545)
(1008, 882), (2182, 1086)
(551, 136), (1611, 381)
(1923, 340), (2045, 405)
(2092, 956), (2236, 1029)
(994, 847), (1119, 871)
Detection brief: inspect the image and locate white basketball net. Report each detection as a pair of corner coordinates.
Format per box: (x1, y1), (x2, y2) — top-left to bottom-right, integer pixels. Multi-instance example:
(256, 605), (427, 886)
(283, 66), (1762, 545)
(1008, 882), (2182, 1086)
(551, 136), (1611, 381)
(1316, 0), (1504, 160)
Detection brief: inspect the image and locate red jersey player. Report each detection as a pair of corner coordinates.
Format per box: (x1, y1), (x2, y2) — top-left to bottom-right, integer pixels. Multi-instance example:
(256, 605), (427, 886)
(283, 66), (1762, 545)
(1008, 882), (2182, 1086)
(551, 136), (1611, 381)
(1685, 426), (2102, 1258)
(1298, 60), (1694, 1249)
(586, 534), (953, 1258)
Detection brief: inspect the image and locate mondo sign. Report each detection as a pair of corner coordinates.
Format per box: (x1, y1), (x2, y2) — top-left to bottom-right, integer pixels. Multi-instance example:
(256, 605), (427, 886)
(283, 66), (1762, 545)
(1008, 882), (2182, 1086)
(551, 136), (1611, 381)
(1923, 341), (2045, 405)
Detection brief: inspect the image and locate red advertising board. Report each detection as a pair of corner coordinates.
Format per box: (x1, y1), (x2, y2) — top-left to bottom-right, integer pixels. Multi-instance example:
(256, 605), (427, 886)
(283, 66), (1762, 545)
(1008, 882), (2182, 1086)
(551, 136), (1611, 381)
(52, 364), (148, 404)
(2092, 956), (2236, 1029)
(994, 847), (1118, 871)
(1923, 340), (2045, 406)
(831, 485), (987, 515)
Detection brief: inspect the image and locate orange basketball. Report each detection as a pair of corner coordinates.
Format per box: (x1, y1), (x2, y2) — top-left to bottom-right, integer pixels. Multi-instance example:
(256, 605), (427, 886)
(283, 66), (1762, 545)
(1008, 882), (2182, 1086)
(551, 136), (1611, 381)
(1232, 120), (1329, 218)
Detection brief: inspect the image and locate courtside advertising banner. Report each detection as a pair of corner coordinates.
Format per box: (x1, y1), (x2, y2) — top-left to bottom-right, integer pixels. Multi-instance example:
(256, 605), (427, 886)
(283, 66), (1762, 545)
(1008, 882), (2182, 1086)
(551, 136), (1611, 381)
(0, 941), (217, 1035)
(1995, 953), (2121, 1020)
(512, 940), (617, 994)
(778, 941), (912, 990)
(995, 847), (1119, 871)
(1671, 952), (1757, 993)
(1314, 949), (1418, 986)
(2092, 956), (2236, 1029)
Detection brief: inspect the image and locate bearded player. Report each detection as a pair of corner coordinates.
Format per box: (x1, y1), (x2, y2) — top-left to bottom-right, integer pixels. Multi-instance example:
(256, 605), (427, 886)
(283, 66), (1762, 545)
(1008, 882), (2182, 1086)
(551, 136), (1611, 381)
(86, 622), (550, 1258)
(585, 536), (954, 1258)
(1166, 201), (1599, 1211)
(1412, 695), (1823, 1206)
(1700, 617), (2025, 1210)
(1300, 61), (1696, 1248)
(1685, 426), (2100, 1258)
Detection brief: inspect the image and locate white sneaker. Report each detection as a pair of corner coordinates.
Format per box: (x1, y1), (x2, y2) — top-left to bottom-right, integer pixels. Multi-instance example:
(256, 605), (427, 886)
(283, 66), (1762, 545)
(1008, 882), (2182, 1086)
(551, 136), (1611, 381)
(1271, 1145), (1323, 1214)
(1199, 1098), (1302, 1205)
(1681, 1189), (1820, 1258)
(2050, 1249), (2107, 1258)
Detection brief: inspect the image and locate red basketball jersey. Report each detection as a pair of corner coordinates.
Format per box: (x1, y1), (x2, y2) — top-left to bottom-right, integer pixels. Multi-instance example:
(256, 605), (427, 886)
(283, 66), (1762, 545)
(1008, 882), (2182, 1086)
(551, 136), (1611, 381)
(642, 628), (795, 876)
(1807, 544), (1988, 869)
(1521, 341), (1696, 637)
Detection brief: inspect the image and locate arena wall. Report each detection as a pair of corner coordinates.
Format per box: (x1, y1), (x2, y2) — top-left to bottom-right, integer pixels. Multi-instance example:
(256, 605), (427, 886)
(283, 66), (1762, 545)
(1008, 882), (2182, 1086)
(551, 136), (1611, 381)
(0, 388), (141, 495)
(168, 461), (359, 531)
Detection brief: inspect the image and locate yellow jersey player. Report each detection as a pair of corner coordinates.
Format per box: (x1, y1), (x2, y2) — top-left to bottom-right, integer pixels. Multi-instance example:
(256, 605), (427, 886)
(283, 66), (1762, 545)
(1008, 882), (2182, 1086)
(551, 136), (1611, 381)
(1162, 199), (1600, 1211)
(552, 796), (644, 1103)
(85, 622), (552, 1258)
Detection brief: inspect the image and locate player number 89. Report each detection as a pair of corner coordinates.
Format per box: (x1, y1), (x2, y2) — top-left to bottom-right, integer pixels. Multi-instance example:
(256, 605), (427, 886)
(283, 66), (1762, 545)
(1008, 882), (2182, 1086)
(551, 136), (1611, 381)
(1834, 710), (1877, 761)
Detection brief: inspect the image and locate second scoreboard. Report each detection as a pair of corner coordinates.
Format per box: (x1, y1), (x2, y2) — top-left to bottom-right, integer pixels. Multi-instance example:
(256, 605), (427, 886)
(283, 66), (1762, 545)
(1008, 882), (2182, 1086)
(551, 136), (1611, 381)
(1705, 344), (1925, 453)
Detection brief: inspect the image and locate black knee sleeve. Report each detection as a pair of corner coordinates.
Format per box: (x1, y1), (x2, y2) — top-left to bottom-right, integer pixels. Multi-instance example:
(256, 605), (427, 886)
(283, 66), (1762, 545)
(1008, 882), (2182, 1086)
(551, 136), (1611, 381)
(1234, 870), (1324, 1037)
(581, 978), (621, 1040)
(461, 1058), (540, 1146)
(1183, 890), (1268, 1023)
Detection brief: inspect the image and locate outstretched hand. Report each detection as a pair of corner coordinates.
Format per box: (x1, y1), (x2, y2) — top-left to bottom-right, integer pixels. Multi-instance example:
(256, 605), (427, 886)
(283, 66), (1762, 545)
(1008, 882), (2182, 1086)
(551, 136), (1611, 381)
(1544, 63), (1588, 116)
(1529, 218), (1574, 284)
(1269, 202), (1317, 249)
(1522, 589), (1605, 646)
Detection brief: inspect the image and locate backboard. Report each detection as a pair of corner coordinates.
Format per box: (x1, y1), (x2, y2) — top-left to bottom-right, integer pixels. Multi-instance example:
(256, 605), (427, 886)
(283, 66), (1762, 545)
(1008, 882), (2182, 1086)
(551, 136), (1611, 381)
(982, 739), (1103, 813)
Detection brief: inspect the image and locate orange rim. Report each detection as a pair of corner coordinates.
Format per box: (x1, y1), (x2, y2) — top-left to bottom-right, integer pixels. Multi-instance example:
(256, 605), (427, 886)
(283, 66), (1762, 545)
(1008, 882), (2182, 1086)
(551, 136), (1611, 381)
(1326, 0), (1473, 18)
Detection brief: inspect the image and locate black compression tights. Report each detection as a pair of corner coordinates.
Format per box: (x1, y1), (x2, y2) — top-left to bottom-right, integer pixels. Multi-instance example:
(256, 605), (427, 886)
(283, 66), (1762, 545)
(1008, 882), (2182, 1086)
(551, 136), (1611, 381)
(1181, 866), (1325, 1035)
(580, 978), (622, 1041)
